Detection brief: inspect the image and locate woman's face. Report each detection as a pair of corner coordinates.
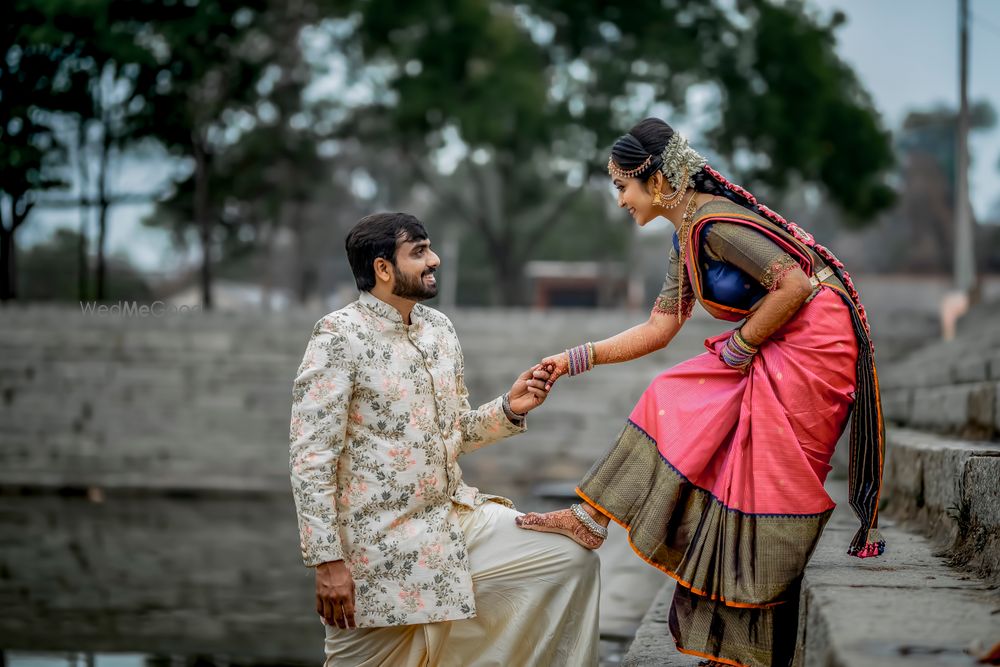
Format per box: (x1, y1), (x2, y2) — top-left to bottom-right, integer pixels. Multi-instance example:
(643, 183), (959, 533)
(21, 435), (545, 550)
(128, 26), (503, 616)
(613, 174), (662, 227)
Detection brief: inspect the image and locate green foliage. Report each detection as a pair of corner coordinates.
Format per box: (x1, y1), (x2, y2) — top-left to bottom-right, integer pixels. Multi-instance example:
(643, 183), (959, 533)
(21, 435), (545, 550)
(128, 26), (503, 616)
(336, 0), (897, 302)
(6, 0), (900, 304)
(347, 0), (896, 217)
(711, 1), (895, 222)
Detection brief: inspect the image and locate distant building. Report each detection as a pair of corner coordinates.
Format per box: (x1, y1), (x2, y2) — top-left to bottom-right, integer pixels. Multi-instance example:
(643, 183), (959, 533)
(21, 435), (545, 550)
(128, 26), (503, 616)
(525, 261), (629, 309)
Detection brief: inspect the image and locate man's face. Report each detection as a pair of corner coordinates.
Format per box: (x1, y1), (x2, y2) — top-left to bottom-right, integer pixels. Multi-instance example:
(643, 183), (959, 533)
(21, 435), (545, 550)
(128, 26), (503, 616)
(391, 237), (440, 300)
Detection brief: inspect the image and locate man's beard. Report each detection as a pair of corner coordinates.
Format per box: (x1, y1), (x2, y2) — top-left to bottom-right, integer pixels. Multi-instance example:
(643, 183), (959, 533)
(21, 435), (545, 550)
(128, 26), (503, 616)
(392, 265), (438, 300)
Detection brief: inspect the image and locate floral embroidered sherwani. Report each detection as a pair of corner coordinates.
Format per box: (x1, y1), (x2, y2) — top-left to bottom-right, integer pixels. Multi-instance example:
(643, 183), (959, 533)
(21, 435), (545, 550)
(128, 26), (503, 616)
(289, 291), (526, 628)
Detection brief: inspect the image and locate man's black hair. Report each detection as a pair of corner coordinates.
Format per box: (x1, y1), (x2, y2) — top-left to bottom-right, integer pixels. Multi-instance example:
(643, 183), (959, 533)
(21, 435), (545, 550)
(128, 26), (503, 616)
(344, 213), (428, 291)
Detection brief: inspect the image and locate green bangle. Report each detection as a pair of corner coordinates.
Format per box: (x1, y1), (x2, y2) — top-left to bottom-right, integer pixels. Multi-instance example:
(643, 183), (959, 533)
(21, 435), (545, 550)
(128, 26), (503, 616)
(733, 329), (759, 353)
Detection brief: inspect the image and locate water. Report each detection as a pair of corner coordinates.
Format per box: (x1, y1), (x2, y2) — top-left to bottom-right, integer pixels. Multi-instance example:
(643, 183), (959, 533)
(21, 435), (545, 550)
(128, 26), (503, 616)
(0, 493), (319, 665)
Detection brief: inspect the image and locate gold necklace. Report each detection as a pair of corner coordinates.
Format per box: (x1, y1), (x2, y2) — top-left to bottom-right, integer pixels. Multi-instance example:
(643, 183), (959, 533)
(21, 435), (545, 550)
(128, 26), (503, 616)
(675, 191), (701, 322)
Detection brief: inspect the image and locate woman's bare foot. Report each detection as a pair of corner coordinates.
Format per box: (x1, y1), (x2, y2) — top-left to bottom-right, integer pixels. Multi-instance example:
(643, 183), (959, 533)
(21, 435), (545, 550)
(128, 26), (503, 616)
(515, 503), (608, 550)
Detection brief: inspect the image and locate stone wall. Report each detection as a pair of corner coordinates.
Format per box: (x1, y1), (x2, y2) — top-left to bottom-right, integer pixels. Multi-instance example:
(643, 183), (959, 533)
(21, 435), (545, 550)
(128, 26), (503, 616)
(0, 305), (696, 502)
(878, 300), (1000, 583)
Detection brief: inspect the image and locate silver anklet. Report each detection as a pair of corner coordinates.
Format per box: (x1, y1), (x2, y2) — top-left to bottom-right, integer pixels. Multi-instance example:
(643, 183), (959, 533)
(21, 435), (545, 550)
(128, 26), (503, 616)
(571, 503), (608, 540)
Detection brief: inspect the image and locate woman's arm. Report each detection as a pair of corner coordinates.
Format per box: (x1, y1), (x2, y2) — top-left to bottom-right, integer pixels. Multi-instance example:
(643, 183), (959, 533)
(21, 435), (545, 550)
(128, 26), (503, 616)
(594, 312), (684, 364)
(542, 313), (683, 389)
(738, 268), (813, 346)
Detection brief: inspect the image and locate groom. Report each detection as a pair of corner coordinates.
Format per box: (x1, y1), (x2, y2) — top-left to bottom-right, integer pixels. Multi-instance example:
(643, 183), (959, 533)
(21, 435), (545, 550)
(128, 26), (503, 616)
(289, 212), (600, 666)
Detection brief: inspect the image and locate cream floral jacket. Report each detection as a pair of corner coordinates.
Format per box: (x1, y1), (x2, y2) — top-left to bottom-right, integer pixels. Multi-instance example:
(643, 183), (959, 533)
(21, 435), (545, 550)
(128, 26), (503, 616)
(289, 291), (526, 627)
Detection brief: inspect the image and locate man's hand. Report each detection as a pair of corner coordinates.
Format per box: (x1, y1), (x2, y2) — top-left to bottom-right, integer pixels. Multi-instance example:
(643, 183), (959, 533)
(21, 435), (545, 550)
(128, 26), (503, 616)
(508, 364), (552, 415)
(316, 560), (356, 629)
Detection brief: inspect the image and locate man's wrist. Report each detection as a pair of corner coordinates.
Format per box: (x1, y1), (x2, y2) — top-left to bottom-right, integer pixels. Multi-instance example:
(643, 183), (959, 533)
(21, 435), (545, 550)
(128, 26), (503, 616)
(316, 559), (345, 570)
(502, 392), (526, 424)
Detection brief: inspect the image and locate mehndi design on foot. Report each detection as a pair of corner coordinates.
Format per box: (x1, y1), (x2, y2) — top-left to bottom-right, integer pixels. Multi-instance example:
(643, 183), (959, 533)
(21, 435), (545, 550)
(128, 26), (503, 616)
(515, 504), (607, 550)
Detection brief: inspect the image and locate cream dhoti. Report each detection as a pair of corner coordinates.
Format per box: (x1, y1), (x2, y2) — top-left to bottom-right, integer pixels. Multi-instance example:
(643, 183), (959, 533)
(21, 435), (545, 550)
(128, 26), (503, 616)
(324, 501), (600, 667)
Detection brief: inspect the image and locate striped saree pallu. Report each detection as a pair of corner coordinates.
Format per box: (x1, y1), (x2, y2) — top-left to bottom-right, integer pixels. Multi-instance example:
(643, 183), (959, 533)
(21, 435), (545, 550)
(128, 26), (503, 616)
(578, 288), (857, 667)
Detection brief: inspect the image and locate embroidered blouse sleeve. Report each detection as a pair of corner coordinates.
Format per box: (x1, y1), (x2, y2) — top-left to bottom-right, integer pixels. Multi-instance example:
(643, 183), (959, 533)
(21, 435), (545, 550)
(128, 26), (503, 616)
(652, 244), (695, 319)
(705, 222), (800, 292)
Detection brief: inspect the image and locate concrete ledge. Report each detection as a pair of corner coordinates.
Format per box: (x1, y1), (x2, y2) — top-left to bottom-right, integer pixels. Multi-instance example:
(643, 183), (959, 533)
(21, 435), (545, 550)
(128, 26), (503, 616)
(882, 382), (998, 437)
(621, 582), (698, 666)
(797, 493), (1000, 666)
(623, 446), (1000, 667)
(883, 428), (1000, 583)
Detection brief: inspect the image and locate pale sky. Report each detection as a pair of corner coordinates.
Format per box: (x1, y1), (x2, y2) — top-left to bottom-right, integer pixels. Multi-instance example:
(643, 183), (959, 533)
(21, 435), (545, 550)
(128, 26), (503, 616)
(23, 0), (1000, 273)
(813, 0), (1000, 217)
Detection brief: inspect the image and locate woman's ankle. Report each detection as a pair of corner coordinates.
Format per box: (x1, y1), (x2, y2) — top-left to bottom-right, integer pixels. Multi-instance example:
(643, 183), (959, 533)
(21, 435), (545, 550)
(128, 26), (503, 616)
(580, 501), (611, 527)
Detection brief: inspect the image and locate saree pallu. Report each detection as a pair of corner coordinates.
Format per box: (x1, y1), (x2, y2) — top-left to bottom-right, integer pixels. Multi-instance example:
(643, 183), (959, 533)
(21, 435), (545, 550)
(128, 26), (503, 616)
(577, 287), (857, 667)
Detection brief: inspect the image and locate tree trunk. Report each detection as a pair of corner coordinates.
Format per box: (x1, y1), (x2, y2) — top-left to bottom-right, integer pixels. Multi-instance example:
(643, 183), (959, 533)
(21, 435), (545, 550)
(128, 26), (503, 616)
(193, 137), (213, 309)
(0, 194), (30, 302)
(0, 225), (13, 302)
(77, 120), (91, 301)
(95, 124), (113, 300)
(95, 203), (110, 301)
(289, 203), (314, 306)
(258, 220), (275, 312)
(487, 241), (523, 307)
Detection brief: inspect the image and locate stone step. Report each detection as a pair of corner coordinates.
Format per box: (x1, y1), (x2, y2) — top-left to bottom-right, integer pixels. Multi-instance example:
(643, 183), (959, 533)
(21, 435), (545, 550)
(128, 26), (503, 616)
(622, 471), (1000, 666)
(797, 483), (1000, 666)
(882, 428), (1000, 584)
(882, 382), (999, 438)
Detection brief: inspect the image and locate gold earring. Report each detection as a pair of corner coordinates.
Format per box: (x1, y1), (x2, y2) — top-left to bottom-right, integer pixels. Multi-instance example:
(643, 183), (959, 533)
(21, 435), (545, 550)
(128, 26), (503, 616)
(652, 189), (665, 207)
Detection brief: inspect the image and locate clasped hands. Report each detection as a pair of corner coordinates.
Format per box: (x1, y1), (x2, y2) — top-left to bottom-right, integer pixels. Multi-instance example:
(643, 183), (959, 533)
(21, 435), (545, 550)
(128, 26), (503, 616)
(507, 347), (578, 413)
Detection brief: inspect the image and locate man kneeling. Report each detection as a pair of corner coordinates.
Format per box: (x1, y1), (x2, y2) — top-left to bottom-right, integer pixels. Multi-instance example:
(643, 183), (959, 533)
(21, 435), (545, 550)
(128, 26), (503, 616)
(289, 213), (600, 666)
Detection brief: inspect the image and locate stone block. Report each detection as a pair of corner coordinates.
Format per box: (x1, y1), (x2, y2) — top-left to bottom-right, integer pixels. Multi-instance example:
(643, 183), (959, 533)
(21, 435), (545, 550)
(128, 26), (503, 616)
(906, 383), (997, 434)
(880, 387), (912, 424)
(796, 482), (1000, 667)
(952, 356), (989, 383)
(883, 429), (1000, 583)
(884, 429), (999, 531)
(967, 382), (997, 436)
(996, 385), (1000, 435)
(909, 385), (970, 432)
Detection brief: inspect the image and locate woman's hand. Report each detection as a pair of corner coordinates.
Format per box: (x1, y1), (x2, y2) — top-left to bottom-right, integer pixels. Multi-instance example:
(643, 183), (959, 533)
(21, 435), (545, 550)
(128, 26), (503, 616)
(539, 352), (569, 391)
(507, 365), (553, 415)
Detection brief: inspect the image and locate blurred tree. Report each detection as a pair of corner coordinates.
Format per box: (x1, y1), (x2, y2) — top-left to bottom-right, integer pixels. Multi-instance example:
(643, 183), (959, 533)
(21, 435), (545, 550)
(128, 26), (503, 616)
(143, 0), (348, 307)
(333, 0), (896, 304)
(50, 1), (171, 301)
(134, 0), (280, 309)
(69, 22), (166, 301)
(4, 1), (200, 303)
(18, 228), (151, 301)
(5, 0), (899, 306)
(0, 3), (72, 301)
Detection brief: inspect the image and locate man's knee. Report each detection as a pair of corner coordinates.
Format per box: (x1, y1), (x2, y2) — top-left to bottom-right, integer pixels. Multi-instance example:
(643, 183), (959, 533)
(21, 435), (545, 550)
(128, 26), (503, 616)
(555, 538), (600, 576)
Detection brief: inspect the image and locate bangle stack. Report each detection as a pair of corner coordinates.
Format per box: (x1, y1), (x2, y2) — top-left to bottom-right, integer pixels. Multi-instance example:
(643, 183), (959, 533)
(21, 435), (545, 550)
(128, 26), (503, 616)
(721, 330), (758, 371)
(566, 342), (596, 377)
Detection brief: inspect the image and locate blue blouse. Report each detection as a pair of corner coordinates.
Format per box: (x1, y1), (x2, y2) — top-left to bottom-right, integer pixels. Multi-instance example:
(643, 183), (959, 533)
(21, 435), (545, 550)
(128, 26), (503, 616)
(672, 223), (768, 311)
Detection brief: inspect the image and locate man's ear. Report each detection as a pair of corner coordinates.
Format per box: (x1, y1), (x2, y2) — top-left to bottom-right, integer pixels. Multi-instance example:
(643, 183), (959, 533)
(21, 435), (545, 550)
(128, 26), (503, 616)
(373, 257), (393, 284)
